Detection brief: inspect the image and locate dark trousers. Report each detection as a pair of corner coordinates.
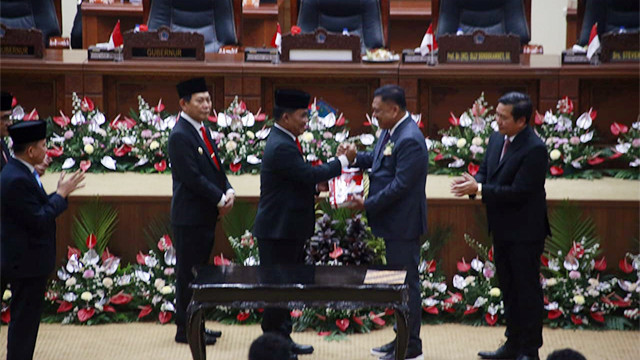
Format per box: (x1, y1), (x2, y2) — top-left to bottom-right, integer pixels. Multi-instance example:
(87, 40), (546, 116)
(6, 276), (47, 360)
(257, 238), (306, 340)
(172, 224), (216, 334)
(494, 240), (544, 356)
(385, 238), (422, 354)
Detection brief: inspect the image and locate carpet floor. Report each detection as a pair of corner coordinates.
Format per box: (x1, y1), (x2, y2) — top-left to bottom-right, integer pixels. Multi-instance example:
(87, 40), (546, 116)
(1, 322), (638, 360)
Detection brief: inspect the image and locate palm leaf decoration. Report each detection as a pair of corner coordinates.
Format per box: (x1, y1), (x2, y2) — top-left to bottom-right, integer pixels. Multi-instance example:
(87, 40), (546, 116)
(143, 213), (172, 251)
(71, 198), (119, 254)
(545, 200), (600, 257)
(223, 200), (257, 239)
(420, 225), (452, 260)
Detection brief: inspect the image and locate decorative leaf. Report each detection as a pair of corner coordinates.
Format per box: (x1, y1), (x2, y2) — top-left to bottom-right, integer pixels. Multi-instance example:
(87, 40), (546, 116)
(545, 201), (600, 260)
(222, 200), (257, 240)
(71, 198), (118, 254)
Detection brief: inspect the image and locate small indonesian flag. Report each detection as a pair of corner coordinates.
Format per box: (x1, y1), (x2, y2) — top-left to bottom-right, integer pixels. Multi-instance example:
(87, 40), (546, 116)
(109, 20), (124, 48)
(271, 23), (282, 54)
(420, 23), (438, 56)
(586, 23), (600, 60)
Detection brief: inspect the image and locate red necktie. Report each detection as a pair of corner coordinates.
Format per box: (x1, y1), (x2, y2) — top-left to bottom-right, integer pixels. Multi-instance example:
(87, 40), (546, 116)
(295, 138), (303, 155)
(500, 138), (511, 161)
(200, 126), (221, 171)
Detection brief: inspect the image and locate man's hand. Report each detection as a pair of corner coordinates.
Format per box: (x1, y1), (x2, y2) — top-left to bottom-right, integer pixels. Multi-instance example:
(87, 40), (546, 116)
(218, 193), (235, 218)
(337, 143), (357, 164)
(344, 195), (365, 210)
(56, 170), (86, 198)
(450, 172), (478, 197)
(35, 155), (51, 177)
(317, 181), (329, 192)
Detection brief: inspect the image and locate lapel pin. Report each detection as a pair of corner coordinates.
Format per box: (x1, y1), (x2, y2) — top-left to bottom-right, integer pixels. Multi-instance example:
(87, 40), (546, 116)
(198, 147), (203, 155)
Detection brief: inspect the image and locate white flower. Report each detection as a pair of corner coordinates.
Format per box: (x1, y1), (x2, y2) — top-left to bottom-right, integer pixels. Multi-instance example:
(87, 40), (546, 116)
(456, 138), (467, 148)
(135, 270), (151, 283)
(92, 111), (106, 125)
(359, 134), (375, 146)
(472, 137), (483, 146)
(80, 292), (93, 302)
(436, 283), (447, 293)
(383, 142), (394, 156)
(630, 158), (640, 167)
(544, 110), (558, 124)
(580, 131), (594, 143)
(549, 149), (561, 160)
(459, 113), (472, 127)
(247, 155), (261, 164)
(425, 138), (434, 150)
(122, 136), (136, 146)
(147, 140), (159, 151)
(573, 295), (585, 305)
(300, 132), (314, 143)
(2, 290), (11, 301)
(63, 292), (77, 302)
(571, 160), (582, 169)
(490, 121), (499, 131)
(84, 144), (94, 155)
(154, 279), (166, 290)
(474, 297), (488, 308)
(564, 258), (579, 271)
(423, 298), (438, 307)
(548, 258), (560, 271)
(576, 112), (592, 129)
(470, 145), (484, 154)
(489, 288), (501, 297)
(101, 156), (117, 170)
(61, 158), (75, 169)
(118, 274), (131, 286)
(217, 113), (229, 127)
(320, 113), (336, 128)
(71, 112), (86, 125)
(246, 131), (255, 140)
(139, 109), (154, 123)
(464, 275), (476, 286)
(160, 286), (173, 295)
(452, 274), (467, 289)
(441, 136), (458, 147)
(448, 158), (465, 168)
(65, 277), (76, 287)
(66, 254), (81, 273)
(335, 130), (349, 142)
(471, 258), (484, 272)
(241, 113), (255, 127)
(102, 277), (113, 288)
(256, 128), (271, 140)
(546, 278), (557, 287)
(616, 143), (631, 154)
(160, 301), (175, 312)
(244, 256), (258, 266)
(225, 140), (237, 152)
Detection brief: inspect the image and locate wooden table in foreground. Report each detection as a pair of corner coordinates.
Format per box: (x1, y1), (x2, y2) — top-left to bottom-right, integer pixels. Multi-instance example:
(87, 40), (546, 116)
(187, 265), (409, 360)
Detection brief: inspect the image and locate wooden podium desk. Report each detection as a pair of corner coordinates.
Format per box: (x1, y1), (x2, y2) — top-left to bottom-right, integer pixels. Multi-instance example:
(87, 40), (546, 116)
(81, 1), (144, 49)
(389, 0), (432, 52)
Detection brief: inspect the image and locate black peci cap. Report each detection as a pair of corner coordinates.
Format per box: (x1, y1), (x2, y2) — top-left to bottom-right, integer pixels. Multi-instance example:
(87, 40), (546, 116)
(1, 91), (14, 111)
(176, 77), (208, 99)
(274, 89), (310, 110)
(8, 120), (46, 145)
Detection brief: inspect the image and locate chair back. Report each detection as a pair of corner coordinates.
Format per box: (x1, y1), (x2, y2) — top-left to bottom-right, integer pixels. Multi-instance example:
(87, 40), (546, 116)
(0, 0), (61, 47)
(578, 0), (639, 45)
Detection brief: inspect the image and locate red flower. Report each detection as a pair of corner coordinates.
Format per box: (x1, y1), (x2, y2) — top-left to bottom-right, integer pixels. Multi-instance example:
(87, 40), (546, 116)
(434, 153), (444, 161)
(139, 24), (148, 31)
(155, 99), (165, 113)
(457, 257), (471, 272)
(467, 162), (479, 176)
(587, 157), (604, 166)
(67, 246), (81, 259)
(335, 318), (350, 332)
(444, 292), (463, 304)
(109, 114), (136, 130)
(207, 115), (217, 123)
(53, 111), (71, 127)
(384, 308), (395, 316)
(138, 305), (153, 319)
(608, 152), (623, 160)
(448, 112), (460, 126)
(558, 96), (574, 114)
(589, 108), (597, 120)
(103, 305), (116, 313)
(335, 114), (345, 126)
(311, 159), (323, 167)
(363, 119), (372, 126)
(114, 144), (132, 157)
(549, 166), (564, 176)
(488, 246), (494, 262)
(568, 242), (584, 259)
(612, 296), (632, 308)
(540, 254), (549, 267)
(80, 160), (91, 172)
(159, 311), (172, 324)
(256, 113), (267, 122)
(443, 306), (456, 314)
(81, 96), (95, 112)
(46, 146), (64, 158)
(229, 162), (242, 173)
(239, 101), (247, 112)
(317, 331), (331, 336)
(136, 252), (146, 265)
(291, 25), (301, 35)
(23, 109), (39, 121)
(158, 234), (173, 251)
(590, 311), (605, 323)
(619, 258), (633, 273)
(315, 314), (327, 321)
(464, 306), (479, 316)
(423, 306), (439, 315)
(86, 233), (97, 249)
(369, 312), (385, 326)
(236, 311), (250, 322)
(57, 301), (73, 313)
(214, 254), (231, 266)
(485, 313), (498, 326)
(154, 160), (167, 172)
(11, 96), (17, 107)
(1, 308), (10, 323)
(110, 292), (133, 305)
(610, 122), (628, 136)
(593, 257), (606, 271)
(547, 309), (562, 319)
(426, 260), (436, 273)
(78, 308), (95, 322)
(570, 314), (583, 325)
(290, 310), (303, 318)
(329, 244), (343, 259)
(534, 111), (544, 126)
(352, 315), (363, 326)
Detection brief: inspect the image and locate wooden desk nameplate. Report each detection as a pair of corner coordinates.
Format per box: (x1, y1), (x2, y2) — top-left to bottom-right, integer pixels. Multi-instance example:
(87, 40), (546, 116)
(402, 49), (438, 65)
(122, 26), (205, 61)
(244, 47), (278, 62)
(0, 24), (44, 58)
(281, 28), (361, 62)
(600, 32), (639, 63)
(437, 31), (520, 64)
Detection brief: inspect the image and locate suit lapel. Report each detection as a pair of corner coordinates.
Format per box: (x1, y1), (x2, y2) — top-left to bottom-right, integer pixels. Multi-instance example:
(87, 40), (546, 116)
(180, 117), (220, 172)
(489, 126), (530, 179)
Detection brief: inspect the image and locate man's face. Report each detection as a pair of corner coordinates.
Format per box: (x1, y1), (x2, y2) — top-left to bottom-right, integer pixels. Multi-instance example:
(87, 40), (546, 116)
(27, 139), (47, 165)
(495, 103), (526, 137)
(0, 110), (13, 137)
(281, 109), (309, 137)
(371, 96), (400, 130)
(180, 91), (211, 122)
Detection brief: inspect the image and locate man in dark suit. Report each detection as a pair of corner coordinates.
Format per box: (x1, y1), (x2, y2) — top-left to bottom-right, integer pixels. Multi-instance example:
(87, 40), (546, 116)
(168, 77), (234, 345)
(1, 120), (85, 360)
(346, 85), (428, 360)
(451, 92), (549, 360)
(253, 89), (355, 359)
(1, 91), (15, 171)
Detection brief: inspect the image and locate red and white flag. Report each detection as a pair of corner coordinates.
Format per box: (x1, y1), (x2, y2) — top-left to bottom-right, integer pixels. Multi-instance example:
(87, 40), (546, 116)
(271, 23), (282, 54)
(109, 20), (124, 48)
(586, 23), (600, 60)
(419, 23), (438, 56)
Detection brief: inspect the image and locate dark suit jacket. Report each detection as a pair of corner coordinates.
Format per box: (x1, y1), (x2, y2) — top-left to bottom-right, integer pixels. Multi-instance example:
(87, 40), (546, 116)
(0, 138), (10, 171)
(476, 125), (550, 243)
(1, 158), (67, 278)
(253, 126), (342, 240)
(168, 115), (232, 226)
(355, 117), (429, 240)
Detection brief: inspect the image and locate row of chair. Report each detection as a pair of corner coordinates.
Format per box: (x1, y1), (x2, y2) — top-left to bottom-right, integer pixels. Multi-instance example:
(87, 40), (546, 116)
(1, 0), (638, 53)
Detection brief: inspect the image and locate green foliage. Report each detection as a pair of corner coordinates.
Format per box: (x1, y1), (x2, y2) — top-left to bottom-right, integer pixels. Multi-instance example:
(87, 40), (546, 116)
(142, 213), (172, 251)
(420, 225), (452, 260)
(222, 200), (257, 239)
(545, 201), (600, 258)
(71, 198), (118, 254)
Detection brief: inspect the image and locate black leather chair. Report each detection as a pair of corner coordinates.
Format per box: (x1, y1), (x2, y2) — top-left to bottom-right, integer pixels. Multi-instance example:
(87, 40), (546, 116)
(0, 0), (61, 47)
(146, 0), (239, 53)
(577, 0), (639, 46)
(71, 2), (83, 49)
(436, 0), (530, 44)
(296, 0), (386, 52)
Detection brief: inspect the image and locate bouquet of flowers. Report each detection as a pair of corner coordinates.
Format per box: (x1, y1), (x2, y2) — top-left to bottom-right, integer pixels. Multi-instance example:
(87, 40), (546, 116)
(46, 93), (114, 172)
(207, 96), (271, 174)
(418, 242), (448, 322)
(298, 98), (349, 165)
(431, 93), (495, 176)
(228, 230), (260, 266)
(129, 234), (177, 323)
(533, 96), (606, 178)
(613, 253), (640, 324)
(607, 120), (640, 179)
(45, 235), (133, 324)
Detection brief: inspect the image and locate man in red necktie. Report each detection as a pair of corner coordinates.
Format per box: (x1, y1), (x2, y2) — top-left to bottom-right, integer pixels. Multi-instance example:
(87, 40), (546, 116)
(168, 77), (234, 346)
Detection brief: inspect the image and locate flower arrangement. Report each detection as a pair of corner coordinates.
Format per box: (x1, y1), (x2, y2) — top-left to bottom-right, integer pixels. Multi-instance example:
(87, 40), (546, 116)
(612, 252), (639, 323)
(533, 96), (607, 178)
(607, 120), (640, 179)
(298, 98), (349, 166)
(1, 287), (11, 324)
(206, 96), (271, 174)
(431, 93), (495, 176)
(292, 307), (394, 337)
(229, 230), (260, 266)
